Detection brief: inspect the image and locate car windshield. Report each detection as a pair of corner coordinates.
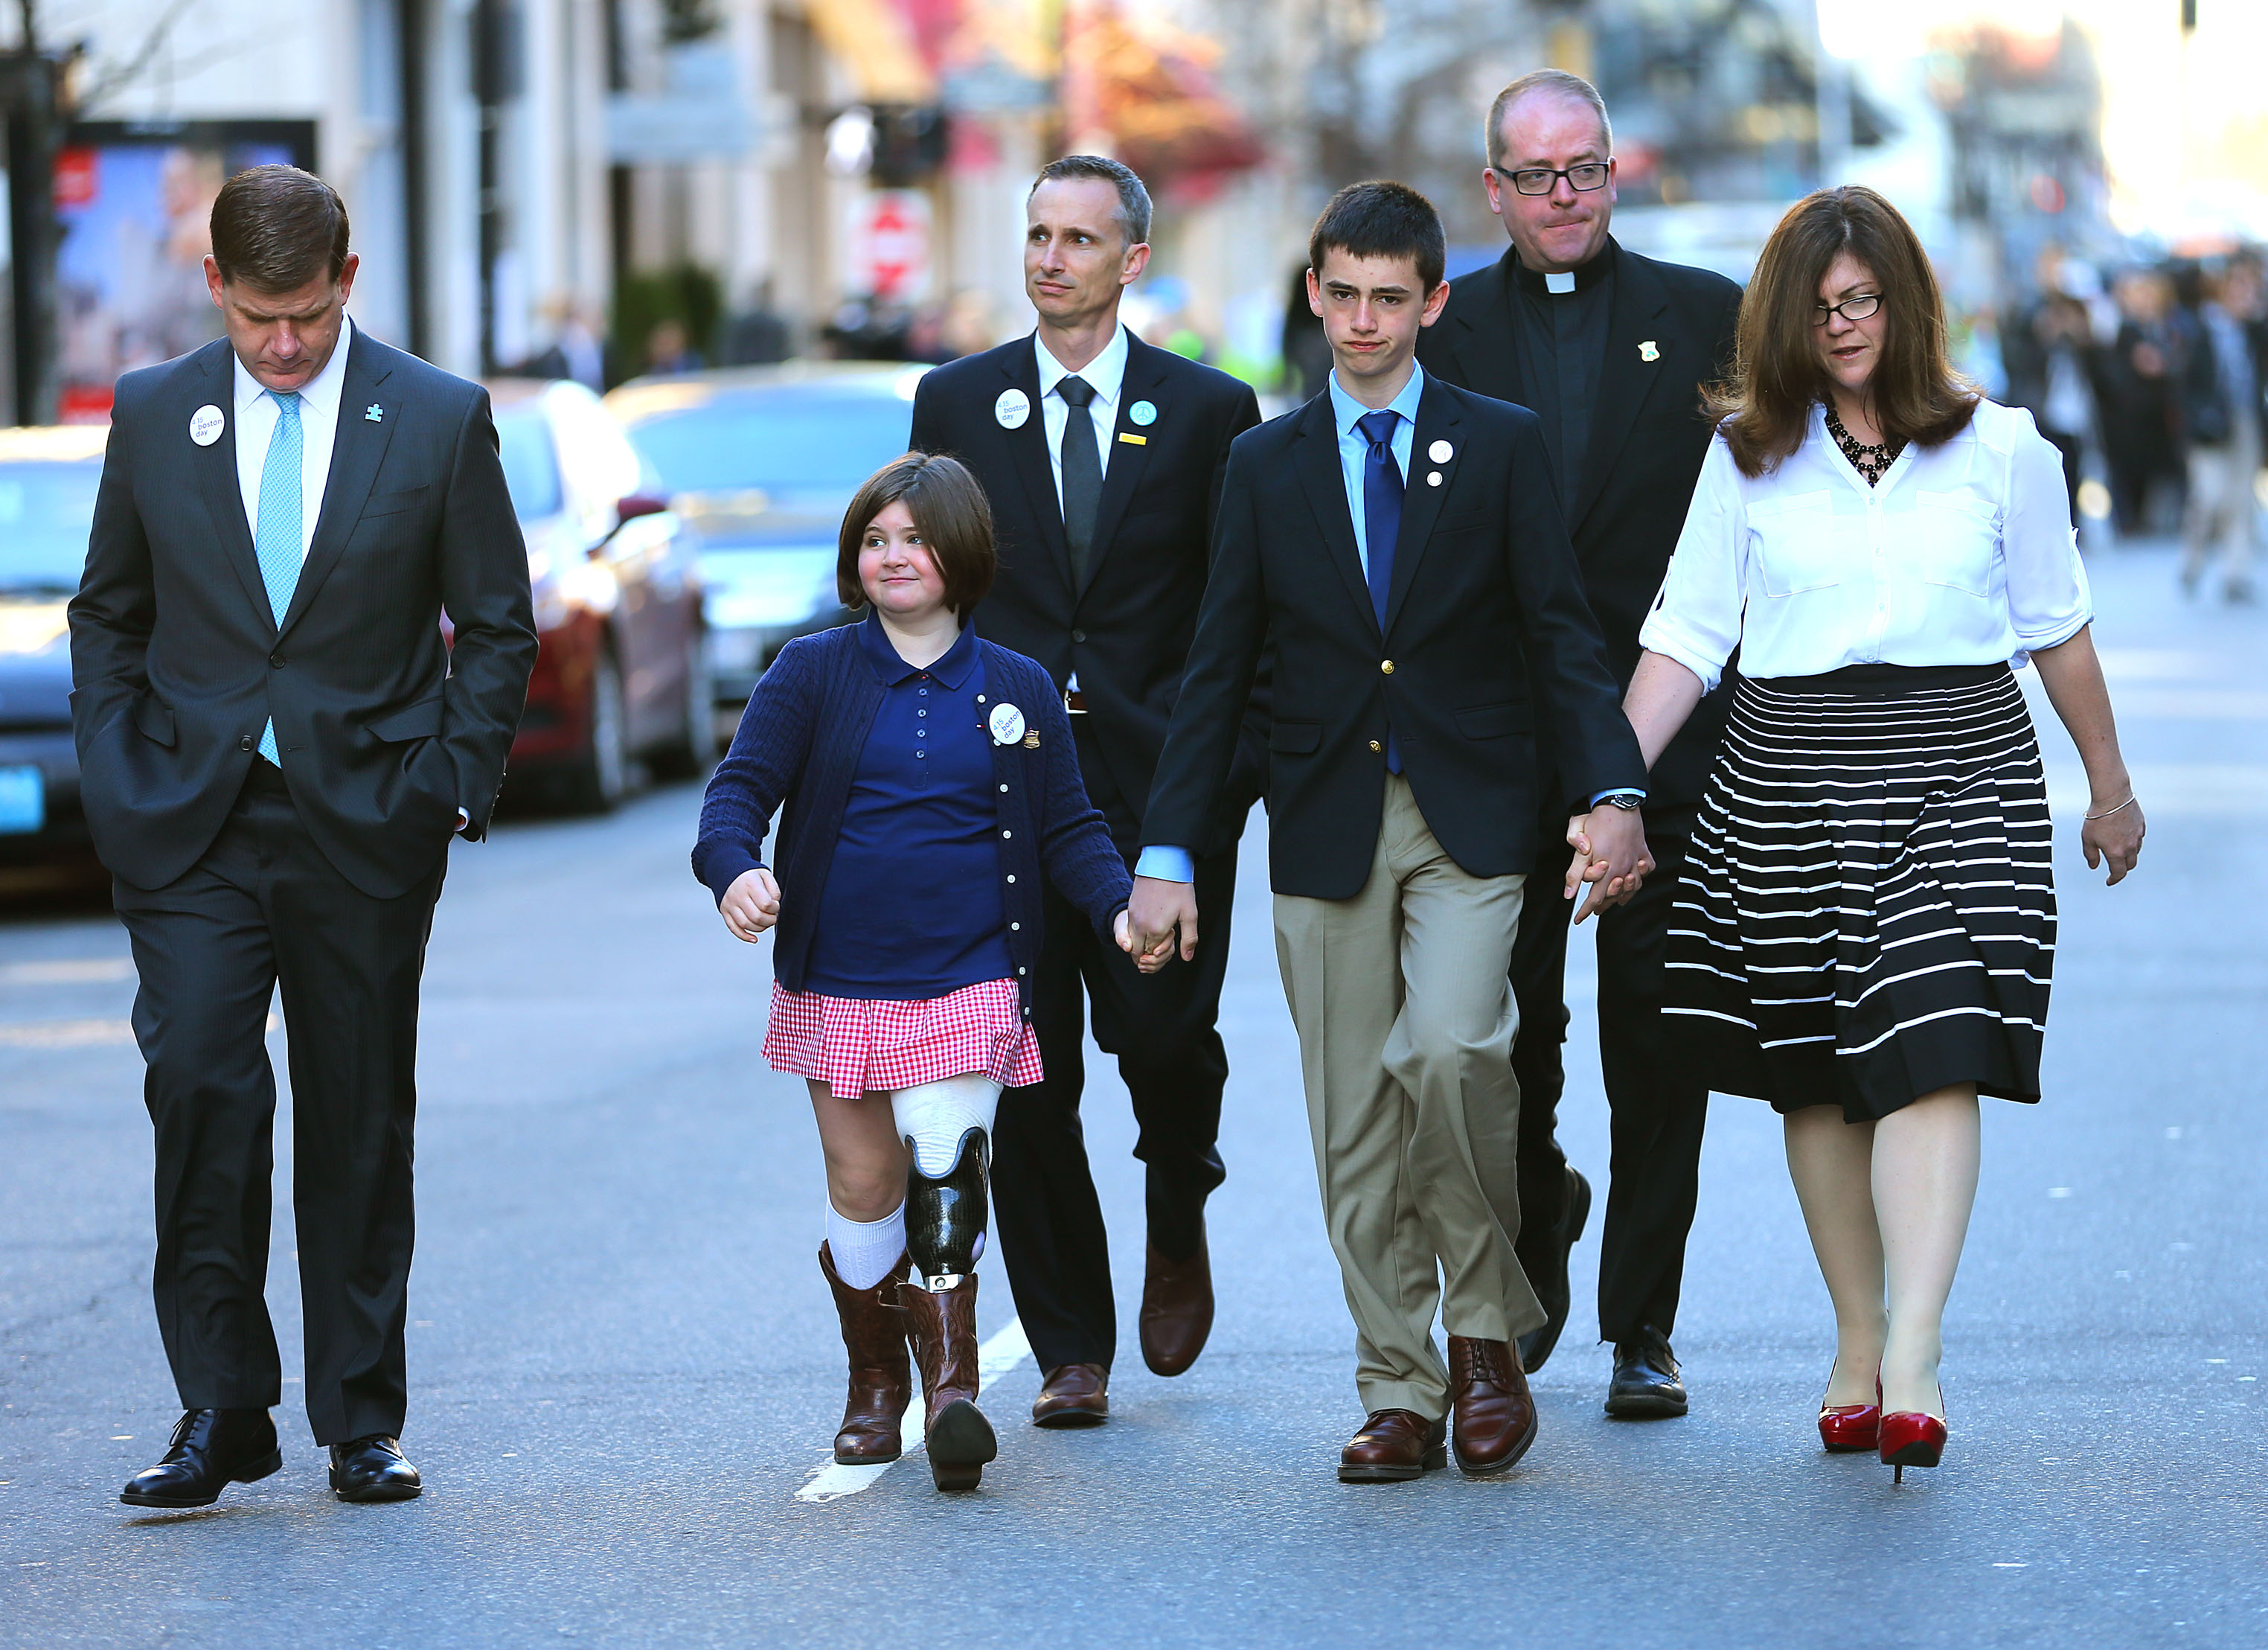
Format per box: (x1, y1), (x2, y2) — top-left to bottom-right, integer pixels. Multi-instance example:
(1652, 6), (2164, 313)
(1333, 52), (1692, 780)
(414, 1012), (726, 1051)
(624, 391), (912, 496)
(496, 407), (563, 522)
(0, 462), (102, 594)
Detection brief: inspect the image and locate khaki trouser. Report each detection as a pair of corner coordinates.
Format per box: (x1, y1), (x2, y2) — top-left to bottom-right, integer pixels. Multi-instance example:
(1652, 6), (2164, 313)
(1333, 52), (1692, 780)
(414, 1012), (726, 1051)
(1272, 773), (1544, 1422)
(2182, 415), (2261, 594)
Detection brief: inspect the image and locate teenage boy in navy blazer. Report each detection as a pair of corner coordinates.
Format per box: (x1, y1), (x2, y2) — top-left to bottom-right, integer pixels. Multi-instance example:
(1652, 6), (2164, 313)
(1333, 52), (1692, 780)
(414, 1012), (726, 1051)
(1415, 70), (1741, 1419)
(908, 156), (1263, 1425)
(1130, 181), (1652, 1483)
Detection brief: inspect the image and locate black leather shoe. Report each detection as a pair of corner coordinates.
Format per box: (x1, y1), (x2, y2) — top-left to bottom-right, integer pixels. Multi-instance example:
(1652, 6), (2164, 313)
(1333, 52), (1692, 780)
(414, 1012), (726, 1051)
(1605, 1326), (1688, 1419)
(1517, 1165), (1592, 1373)
(327, 1435), (423, 1502)
(120, 1408), (282, 1509)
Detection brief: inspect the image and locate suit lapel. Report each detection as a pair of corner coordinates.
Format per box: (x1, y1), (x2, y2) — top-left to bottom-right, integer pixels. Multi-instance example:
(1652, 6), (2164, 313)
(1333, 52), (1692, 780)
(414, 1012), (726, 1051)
(1078, 334), (1165, 600)
(277, 332), (397, 642)
(1450, 250), (1527, 406)
(997, 339), (1073, 595)
(1383, 378), (1463, 634)
(186, 345), (275, 630)
(1290, 391), (1378, 642)
(1569, 242), (1671, 529)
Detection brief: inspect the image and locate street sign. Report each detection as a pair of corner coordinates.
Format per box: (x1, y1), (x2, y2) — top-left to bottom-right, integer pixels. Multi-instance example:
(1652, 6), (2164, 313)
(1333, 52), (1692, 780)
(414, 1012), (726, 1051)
(848, 190), (932, 301)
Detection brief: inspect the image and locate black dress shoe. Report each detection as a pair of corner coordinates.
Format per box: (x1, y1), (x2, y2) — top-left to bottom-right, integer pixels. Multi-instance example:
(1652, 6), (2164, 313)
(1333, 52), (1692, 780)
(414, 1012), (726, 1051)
(120, 1408), (282, 1509)
(1516, 1165), (1592, 1373)
(327, 1435), (422, 1502)
(1605, 1326), (1688, 1419)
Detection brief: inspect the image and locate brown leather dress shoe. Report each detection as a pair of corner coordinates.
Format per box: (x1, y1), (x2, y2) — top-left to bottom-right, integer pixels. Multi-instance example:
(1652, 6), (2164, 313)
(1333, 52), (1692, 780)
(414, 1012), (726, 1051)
(1447, 1334), (1538, 1477)
(1139, 1232), (1215, 1378)
(1337, 1409), (1448, 1483)
(818, 1243), (912, 1465)
(1031, 1362), (1109, 1428)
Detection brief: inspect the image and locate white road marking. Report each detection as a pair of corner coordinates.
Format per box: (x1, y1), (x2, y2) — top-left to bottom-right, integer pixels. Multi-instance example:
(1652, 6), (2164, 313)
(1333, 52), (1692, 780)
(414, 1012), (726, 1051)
(794, 1314), (1031, 1504)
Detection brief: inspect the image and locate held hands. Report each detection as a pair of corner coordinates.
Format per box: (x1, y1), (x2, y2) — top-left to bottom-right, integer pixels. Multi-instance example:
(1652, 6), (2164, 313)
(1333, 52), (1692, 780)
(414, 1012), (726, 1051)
(720, 867), (782, 942)
(1563, 807), (1654, 924)
(1113, 908), (1170, 975)
(1126, 874), (1199, 969)
(2081, 792), (2145, 885)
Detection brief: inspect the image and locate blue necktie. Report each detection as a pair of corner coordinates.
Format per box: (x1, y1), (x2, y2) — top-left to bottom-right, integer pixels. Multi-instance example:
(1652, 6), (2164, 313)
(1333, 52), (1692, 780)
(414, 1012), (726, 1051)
(1356, 409), (1403, 773)
(253, 390), (304, 767)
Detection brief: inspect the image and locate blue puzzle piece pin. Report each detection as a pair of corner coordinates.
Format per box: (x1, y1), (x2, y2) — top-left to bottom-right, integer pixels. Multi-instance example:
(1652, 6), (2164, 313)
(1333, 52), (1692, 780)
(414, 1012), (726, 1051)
(365, 403), (385, 423)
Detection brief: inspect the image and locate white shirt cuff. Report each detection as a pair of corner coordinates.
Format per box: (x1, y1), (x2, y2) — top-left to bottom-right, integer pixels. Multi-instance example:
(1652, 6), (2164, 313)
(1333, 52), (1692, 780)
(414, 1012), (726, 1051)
(1135, 845), (1196, 883)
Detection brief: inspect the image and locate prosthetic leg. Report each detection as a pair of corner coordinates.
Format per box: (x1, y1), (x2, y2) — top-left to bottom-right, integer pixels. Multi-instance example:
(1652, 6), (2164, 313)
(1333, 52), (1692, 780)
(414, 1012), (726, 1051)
(888, 1078), (1002, 1491)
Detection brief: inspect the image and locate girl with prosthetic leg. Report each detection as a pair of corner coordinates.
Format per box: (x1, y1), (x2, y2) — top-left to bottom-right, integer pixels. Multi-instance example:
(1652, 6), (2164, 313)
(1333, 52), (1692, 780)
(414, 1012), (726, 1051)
(694, 454), (1145, 1493)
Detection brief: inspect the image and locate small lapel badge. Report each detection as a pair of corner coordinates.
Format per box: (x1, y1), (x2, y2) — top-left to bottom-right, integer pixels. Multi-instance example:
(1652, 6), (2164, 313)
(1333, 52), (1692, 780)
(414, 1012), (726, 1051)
(1117, 432), (1147, 446)
(988, 702), (1027, 746)
(189, 404), (225, 447)
(1638, 340), (1661, 363)
(1129, 400), (1157, 426)
(1428, 438), (1454, 464)
(365, 403), (385, 423)
(994, 388), (1031, 430)
(1426, 470), (1444, 487)
(1022, 729), (1040, 749)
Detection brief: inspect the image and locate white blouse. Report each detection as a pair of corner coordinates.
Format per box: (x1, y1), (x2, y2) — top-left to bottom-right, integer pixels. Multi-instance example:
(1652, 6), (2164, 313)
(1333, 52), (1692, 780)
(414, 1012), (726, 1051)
(1638, 399), (2093, 692)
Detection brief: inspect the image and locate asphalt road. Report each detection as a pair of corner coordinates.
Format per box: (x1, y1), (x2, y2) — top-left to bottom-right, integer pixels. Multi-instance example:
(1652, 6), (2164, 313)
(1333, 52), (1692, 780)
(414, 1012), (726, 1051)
(4, 544), (2264, 1649)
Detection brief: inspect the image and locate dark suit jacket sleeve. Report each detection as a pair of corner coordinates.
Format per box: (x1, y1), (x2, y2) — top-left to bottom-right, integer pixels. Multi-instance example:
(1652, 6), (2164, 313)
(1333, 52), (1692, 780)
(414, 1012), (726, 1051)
(69, 394), (158, 749)
(437, 388), (539, 838)
(1143, 444), (1269, 853)
(909, 375), (946, 457)
(1501, 415), (1647, 807)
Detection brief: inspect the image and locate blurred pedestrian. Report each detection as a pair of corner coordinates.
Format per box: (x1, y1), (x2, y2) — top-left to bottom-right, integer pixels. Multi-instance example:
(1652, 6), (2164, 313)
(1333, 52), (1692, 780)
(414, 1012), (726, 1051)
(1415, 66), (1743, 1418)
(643, 317), (704, 377)
(73, 165), (538, 1510)
(2001, 248), (2094, 522)
(691, 453), (1141, 1494)
(907, 156), (1263, 1425)
(1130, 182), (1653, 1485)
(1624, 186), (2146, 1485)
(2093, 269), (2185, 537)
(523, 294), (607, 392)
(2179, 266), (2262, 603)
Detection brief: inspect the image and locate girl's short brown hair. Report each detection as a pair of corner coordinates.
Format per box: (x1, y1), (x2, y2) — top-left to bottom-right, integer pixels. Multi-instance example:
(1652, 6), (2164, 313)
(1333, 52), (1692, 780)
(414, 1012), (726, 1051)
(836, 453), (997, 613)
(1706, 185), (1977, 478)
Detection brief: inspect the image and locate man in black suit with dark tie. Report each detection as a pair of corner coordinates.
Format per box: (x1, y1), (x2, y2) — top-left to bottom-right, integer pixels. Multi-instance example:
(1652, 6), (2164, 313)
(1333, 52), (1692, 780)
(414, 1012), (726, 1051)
(70, 166), (536, 1507)
(1415, 70), (1741, 1418)
(908, 156), (1261, 1425)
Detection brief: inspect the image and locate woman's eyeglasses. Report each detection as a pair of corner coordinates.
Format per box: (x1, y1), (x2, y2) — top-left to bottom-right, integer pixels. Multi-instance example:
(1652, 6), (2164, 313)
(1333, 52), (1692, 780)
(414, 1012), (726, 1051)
(1502, 162), (1610, 196)
(1813, 293), (1883, 325)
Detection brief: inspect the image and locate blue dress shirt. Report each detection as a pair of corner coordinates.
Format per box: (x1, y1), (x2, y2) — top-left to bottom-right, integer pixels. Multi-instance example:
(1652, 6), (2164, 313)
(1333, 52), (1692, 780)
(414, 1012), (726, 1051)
(804, 613), (1017, 998)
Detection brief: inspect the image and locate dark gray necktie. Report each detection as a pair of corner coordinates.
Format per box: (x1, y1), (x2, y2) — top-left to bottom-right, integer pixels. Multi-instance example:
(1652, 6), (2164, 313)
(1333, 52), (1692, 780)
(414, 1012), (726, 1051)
(1056, 374), (1103, 586)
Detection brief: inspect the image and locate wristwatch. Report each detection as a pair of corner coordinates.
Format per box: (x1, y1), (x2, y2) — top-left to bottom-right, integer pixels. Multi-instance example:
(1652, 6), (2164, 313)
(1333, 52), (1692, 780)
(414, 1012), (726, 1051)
(1601, 793), (1644, 811)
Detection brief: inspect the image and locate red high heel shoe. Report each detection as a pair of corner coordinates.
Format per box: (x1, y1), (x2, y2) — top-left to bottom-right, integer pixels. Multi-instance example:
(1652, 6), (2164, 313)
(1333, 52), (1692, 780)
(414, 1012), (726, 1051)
(1878, 1411), (1947, 1483)
(1818, 1395), (1881, 1452)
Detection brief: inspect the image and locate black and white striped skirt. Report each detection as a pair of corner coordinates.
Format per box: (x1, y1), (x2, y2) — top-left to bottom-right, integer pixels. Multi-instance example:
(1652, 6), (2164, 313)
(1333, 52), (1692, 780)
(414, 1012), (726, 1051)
(1665, 663), (2055, 1121)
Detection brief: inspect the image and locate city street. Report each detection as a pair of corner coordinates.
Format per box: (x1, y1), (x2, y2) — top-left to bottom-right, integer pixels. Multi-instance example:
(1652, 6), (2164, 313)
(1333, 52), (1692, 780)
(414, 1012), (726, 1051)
(2, 543), (2263, 1648)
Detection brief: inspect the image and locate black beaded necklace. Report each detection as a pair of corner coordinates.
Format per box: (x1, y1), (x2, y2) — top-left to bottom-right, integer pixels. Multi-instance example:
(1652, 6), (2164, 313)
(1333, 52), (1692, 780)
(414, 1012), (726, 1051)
(1825, 405), (1904, 487)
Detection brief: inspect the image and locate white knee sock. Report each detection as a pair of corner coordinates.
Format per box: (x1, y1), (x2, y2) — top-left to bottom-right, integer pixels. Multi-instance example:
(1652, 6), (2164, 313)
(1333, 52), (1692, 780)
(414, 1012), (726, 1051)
(827, 1200), (906, 1291)
(889, 1074), (1002, 1175)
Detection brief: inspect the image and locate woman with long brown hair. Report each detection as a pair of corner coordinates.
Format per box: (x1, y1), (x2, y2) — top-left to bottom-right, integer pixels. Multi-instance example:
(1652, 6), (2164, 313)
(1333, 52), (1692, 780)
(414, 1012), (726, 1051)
(1623, 188), (2145, 1481)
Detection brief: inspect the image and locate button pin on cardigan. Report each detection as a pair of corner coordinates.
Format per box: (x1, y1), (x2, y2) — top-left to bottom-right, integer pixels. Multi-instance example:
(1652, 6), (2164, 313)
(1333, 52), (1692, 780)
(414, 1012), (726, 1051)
(987, 702), (1026, 745)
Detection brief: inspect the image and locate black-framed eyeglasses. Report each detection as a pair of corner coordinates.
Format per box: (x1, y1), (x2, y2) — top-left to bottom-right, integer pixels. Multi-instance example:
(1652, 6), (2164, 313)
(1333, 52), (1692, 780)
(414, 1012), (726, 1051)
(1813, 293), (1883, 325)
(1501, 162), (1610, 196)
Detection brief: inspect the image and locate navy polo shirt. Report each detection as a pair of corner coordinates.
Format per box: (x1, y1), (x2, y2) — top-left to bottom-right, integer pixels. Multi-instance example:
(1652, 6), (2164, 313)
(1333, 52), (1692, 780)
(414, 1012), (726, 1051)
(803, 613), (1016, 1000)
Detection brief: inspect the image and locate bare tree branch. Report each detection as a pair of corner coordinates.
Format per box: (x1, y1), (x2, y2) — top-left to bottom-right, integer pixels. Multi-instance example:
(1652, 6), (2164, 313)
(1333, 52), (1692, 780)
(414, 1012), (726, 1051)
(74, 0), (204, 109)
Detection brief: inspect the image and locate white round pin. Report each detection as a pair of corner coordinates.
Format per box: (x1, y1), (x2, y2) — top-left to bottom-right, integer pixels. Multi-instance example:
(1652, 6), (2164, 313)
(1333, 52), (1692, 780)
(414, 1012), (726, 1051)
(190, 405), (225, 447)
(995, 388), (1031, 430)
(1429, 439), (1454, 463)
(1426, 470), (1444, 487)
(1130, 400), (1157, 426)
(987, 702), (1027, 746)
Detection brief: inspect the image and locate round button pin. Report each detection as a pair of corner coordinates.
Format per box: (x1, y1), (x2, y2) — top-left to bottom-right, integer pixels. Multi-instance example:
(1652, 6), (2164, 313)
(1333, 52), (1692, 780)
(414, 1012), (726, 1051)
(995, 388), (1031, 430)
(1429, 439), (1453, 463)
(190, 405), (225, 447)
(1130, 400), (1157, 426)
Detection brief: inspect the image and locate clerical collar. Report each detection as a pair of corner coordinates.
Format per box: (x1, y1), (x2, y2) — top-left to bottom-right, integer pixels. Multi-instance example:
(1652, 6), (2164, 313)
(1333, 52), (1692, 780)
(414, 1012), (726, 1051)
(1513, 243), (1612, 297)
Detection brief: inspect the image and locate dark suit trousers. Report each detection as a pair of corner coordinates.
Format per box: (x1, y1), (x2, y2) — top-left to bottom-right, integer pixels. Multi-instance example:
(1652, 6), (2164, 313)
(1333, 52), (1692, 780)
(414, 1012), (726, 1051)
(112, 764), (443, 1445)
(992, 721), (1234, 1372)
(1508, 807), (1708, 1345)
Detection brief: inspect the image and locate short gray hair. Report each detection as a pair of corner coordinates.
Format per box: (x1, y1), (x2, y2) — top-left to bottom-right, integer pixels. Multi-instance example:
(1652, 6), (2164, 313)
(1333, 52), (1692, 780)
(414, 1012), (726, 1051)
(1030, 155), (1153, 248)
(1486, 70), (1613, 172)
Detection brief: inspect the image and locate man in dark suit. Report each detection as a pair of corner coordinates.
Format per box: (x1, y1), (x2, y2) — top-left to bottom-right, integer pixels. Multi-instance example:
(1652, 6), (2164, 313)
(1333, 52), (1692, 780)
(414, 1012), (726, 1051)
(1130, 182), (1650, 1482)
(70, 166), (536, 1508)
(908, 156), (1262, 1424)
(1415, 70), (1741, 1419)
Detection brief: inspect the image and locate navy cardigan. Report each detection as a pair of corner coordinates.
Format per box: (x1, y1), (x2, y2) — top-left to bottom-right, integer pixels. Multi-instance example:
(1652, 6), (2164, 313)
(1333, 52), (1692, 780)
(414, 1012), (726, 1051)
(693, 622), (1131, 1020)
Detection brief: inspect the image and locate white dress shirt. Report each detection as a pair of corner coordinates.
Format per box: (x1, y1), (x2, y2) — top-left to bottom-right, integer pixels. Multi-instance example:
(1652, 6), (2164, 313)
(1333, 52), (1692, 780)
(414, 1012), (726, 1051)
(231, 313), (353, 561)
(1034, 322), (1128, 508)
(1640, 398), (2093, 692)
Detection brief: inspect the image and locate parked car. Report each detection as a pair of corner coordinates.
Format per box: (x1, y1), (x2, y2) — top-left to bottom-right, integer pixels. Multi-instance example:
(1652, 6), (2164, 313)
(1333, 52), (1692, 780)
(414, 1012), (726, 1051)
(485, 378), (711, 811)
(0, 426), (105, 866)
(604, 361), (927, 707)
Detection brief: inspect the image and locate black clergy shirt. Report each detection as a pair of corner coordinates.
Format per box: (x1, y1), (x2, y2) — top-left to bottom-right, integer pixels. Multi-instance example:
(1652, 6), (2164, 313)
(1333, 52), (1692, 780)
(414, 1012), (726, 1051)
(1510, 247), (1615, 508)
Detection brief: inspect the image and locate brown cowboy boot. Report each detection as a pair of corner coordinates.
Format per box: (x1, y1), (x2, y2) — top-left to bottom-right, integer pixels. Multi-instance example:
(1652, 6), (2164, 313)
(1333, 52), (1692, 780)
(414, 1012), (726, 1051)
(889, 1273), (998, 1491)
(817, 1244), (913, 1465)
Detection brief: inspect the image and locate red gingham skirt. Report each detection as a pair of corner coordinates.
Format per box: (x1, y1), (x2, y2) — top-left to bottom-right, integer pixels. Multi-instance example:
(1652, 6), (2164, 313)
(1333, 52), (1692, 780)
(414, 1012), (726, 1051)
(763, 977), (1042, 1099)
